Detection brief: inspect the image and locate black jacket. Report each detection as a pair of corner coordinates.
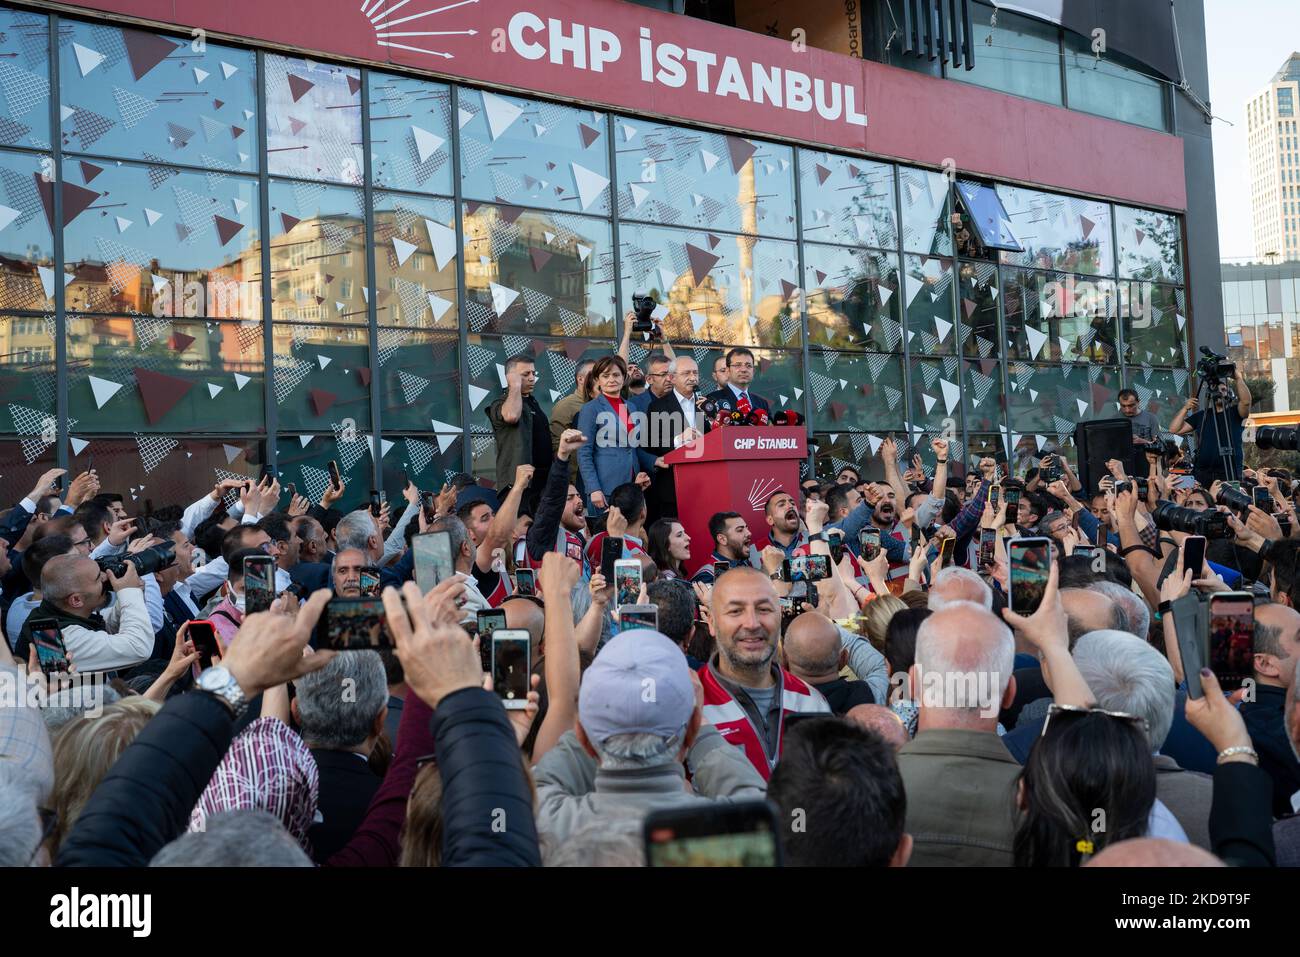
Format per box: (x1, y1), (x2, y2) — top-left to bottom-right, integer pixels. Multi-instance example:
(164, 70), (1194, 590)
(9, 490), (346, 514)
(525, 453), (574, 562)
(705, 386), (771, 416)
(1240, 683), (1300, 817)
(56, 691), (236, 867)
(644, 391), (711, 521)
(307, 748), (382, 863)
(432, 686), (541, 866)
(1210, 761), (1277, 867)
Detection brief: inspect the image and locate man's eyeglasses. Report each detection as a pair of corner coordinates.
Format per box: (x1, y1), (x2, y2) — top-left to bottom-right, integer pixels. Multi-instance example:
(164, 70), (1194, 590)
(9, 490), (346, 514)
(1041, 703), (1149, 738)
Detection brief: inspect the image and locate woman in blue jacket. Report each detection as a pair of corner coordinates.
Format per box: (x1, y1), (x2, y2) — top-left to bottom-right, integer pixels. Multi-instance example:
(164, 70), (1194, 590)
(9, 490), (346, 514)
(575, 354), (648, 512)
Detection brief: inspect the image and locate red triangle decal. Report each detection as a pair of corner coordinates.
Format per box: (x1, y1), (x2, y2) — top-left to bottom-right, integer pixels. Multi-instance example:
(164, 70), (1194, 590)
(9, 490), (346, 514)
(780, 279), (796, 301)
(346, 74), (362, 96)
(133, 367), (194, 424)
(231, 125), (245, 139)
(79, 161), (103, 184)
(167, 332), (195, 352)
(34, 175), (101, 231)
(280, 212), (301, 233)
(122, 29), (181, 81)
(213, 99), (224, 110)
(529, 247), (553, 272)
(578, 123), (601, 148)
(286, 74), (315, 103)
(814, 163), (831, 185)
(725, 135), (757, 174)
(356, 367), (372, 387)
(706, 233), (721, 249)
(684, 243), (720, 285)
(564, 340), (591, 362)
(308, 388), (337, 417)
(213, 215), (245, 246)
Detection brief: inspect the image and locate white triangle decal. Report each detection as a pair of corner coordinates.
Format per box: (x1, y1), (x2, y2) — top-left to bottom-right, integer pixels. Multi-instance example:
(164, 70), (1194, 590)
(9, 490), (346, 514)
(570, 163), (609, 212)
(467, 384), (490, 410)
(72, 43), (105, 77)
(193, 67), (210, 84)
(70, 437), (89, 456)
(299, 434), (313, 448)
(221, 61), (239, 80)
(234, 373), (251, 390)
(934, 317), (953, 342)
(411, 125), (445, 163)
(480, 91), (522, 140)
(0, 206), (19, 232)
(427, 293), (453, 322)
(630, 182), (650, 208)
(490, 282), (519, 316)
(921, 393), (937, 415)
(868, 434), (884, 457)
(940, 378), (961, 416)
(207, 383), (224, 398)
(144, 207), (163, 226)
(1025, 325), (1048, 360)
(88, 376), (123, 408)
(424, 219), (456, 272)
(317, 355), (332, 370)
(575, 244), (591, 262)
(223, 443), (242, 464)
(1077, 398), (1089, 417)
(115, 216), (132, 233)
(701, 150), (719, 173)
(392, 237), (417, 267)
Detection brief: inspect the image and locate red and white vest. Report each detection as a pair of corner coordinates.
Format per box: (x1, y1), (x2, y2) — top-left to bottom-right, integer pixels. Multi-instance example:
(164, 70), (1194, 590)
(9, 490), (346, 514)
(699, 664), (830, 781)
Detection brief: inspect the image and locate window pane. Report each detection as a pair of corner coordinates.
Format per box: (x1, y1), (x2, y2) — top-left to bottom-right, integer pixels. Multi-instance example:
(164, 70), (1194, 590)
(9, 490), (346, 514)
(265, 54), (362, 184)
(272, 322), (370, 433)
(459, 90), (609, 216)
(903, 254), (957, 356)
(964, 359), (1005, 433)
(369, 72), (452, 195)
(1006, 362), (1123, 437)
(900, 166), (952, 256)
(267, 179), (365, 325)
(463, 202), (614, 338)
(0, 439), (54, 501)
(66, 314), (265, 433)
(0, 314), (56, 440)
(62, 158), (259, 317)
(0, 148), (54, 311)
(1116, 206), (1184, 283)
(618, 223), (800, 349)
(803, 243), (903, 354)
(1124, 283), (1186, 368)
(0, 7), (50, 151)
(373, 191), (457, 330)
(808, 352), (905, 433)
(1002, 268), (1119, 365)
(466, 335), (614, 425)
(800, 150), (897, 249)
(951, 5), (1062, 105)
(958, 260), (1001, 358)
(997, 185), (1113, 275)
(1125, 367), (1190, 428)
(378, 432), (465, 504)
(910, 355), (966, 433)
(49, 436), (264, 508)
(814, 434), (888, 484)
(59, 20), (257, 171)
(1065, 35), (1166, 130)
(614, 118), (795, 238)
(276, 432), (373, 513)
(377, 329), (460, 433)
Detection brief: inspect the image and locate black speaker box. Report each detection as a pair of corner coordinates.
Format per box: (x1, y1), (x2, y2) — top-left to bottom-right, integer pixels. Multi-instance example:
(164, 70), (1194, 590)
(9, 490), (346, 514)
(1075, 418), (1134, 496)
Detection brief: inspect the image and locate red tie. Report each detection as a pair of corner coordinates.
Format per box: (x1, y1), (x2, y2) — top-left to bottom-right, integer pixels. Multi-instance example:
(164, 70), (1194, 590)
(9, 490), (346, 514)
(736, 391), (752, 416)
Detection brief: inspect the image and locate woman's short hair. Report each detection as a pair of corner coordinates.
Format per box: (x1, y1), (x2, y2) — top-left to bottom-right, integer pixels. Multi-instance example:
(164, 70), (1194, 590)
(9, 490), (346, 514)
(587, 355), (629, 400)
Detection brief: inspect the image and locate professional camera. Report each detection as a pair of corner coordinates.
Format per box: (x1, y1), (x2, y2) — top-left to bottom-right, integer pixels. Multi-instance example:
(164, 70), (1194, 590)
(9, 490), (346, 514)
(1137, 436), (1181, 462)
(1039, 454), (1062, 484)
(630, 293), (662, 341)
(1213, 483), (1253, 515)
(95, 540), (176, 579)
(1115, 477), (1149, 498)
(1150, 500), (1232, 539)
(1196, 346), (1235, 383)
(1255, 426), (1300, 452)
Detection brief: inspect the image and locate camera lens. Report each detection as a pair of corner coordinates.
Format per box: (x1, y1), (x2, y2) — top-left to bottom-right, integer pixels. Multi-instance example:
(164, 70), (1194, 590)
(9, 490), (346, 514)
(1256, 426), (1300, 452)
(1213, 484), (1253, 515)
(1151, 500), (1232, 539)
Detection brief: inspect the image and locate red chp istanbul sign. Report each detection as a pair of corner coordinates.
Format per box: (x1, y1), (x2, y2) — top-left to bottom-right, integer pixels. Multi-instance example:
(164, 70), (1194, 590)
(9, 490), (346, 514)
(56, 0), (1187, 209)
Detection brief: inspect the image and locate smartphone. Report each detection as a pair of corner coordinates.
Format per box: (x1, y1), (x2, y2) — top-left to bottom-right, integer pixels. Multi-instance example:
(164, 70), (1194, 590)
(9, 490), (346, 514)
(601, 537), (624, 583)
(713, 560), (730, 580)
(477, 608), (507, 673)
(1008, 536), (1052, 616)
(369, 489), (382, 518)
(859, 527), (881, 560)
(323, 597), (390, 650)
(783, 555), (808, 583)
(514, 567), (536, 597)
(977, 527), (996, 569)
(619, 604), (659, 632)
(285, 482), (296, 499)
(826, 529), (845, 565)
(644, 800), (781, 867)
(420, 490), (436, 519)
(805, 554), (830, 581)
(1176, 606), (1207, 700)
(359, 565), (382, 598)
(491, 629), (531, 709)
(1004, 486), (1021, 510)
(1182, 535), (1207, 579)
(1072, 544), (1101, 560)
(242, 554), (275, 614)
(1253, 486), (1271, 510)
(188, 620), (221, 671)
(989, 485), (1000, 511)
(327, 459), (342, 492)
(909, 523), (921, 549)
(1093, 522), (1106, 547)
(28, 619), (70, 676)
(1207, 592), (1255, 692)
(412, 531), (454, 594)
(937, 535), (955, 569)
(614, 558), (642, 607)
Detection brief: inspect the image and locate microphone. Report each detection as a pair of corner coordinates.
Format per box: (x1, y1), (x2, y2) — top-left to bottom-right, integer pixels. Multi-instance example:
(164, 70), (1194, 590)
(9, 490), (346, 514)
(772, 409), (805, 426)
(746, 408), (770, 426)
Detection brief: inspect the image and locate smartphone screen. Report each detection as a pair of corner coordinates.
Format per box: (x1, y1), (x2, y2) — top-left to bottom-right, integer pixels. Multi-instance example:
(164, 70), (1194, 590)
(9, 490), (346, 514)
(324, 597), (391, 650)
(859, 527), (881, 560)
(1253, 486), (1271, 510)
(1004, 486), (1021, 509)
(1008, 537), (1052, 616)
(242, 555), (275, 614)
(514, 567), (536, 597)
(1072, 545), (1100, 560)
(805, 554), (830, 580)
(989, 485), (1000, 510)
(1182, 536), (1207, 579)
(614, 558), (642, 607)
(477, 608), (507, 672)
(978, 528), (996, 569)
(713, 560), (730, 580)
(188, 620), (221, 671)
(1094, 522), (1106, 547)
(601, 537), (624, 582)
(327, 460), (342, 491)
(412, 531), (454, 594)
(359, 566), (382, 598)
(644, 800), (780, 867)
(29, 619), (69, 676)
(619, 604), (659, 632)
(369, 490), (382, 518)
(937, 536), (955, 569)
(491, 630), (531, 709)
(786, 555), (808, 583)
(1207, 593), (1255, 692)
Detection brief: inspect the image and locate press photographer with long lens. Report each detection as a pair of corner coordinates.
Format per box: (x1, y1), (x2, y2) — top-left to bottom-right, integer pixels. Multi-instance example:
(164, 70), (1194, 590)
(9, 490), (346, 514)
(1169, 348), (1251, 487)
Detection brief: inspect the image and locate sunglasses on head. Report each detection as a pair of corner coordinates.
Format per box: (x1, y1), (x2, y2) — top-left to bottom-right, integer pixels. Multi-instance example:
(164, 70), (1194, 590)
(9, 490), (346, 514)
(1041, 703), (1149, 738)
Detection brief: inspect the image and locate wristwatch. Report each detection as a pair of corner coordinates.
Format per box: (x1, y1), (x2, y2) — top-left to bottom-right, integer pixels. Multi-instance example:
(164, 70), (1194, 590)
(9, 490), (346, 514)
(808, 532), (828, 543)
(196, 665), (249, 719)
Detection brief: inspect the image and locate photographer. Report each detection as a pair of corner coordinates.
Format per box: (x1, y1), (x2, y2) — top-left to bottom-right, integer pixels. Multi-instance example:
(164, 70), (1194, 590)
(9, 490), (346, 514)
(1169, 363), (1251, 487)
(14, 554), (155, 674)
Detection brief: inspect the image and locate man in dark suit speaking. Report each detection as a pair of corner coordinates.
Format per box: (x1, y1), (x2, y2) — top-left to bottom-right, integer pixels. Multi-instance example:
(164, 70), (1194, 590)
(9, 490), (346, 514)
(644, 355), (713, 522)
(705, 346), (771, 417)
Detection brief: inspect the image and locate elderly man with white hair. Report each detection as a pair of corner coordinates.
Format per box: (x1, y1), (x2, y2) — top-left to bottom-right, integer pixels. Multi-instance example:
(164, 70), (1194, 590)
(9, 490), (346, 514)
(927, 566), (992, 611)
(899, 562), (1095, 865)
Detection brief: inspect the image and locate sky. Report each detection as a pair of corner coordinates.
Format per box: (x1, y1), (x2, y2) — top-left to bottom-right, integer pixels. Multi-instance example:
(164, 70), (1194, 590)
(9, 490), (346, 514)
(1206, 0), (1300, 261)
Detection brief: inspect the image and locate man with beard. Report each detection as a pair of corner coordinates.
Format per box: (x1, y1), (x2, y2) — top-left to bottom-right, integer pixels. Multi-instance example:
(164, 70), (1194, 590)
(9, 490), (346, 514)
(699, 567), (831, 779)
(828, 481), (909, 587)
(759, 490), (804, 558)
(690, 512), (758, 585)
(517, 430), (591, 578)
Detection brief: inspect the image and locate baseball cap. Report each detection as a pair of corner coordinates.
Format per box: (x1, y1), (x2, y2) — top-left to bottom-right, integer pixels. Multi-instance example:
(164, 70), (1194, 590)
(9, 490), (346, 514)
(577, 630), (695, 747)
(455, 485), (499, 513)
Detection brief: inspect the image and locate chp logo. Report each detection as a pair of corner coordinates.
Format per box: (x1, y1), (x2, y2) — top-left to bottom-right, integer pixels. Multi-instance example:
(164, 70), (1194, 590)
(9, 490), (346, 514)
(360, 0), (480, 59)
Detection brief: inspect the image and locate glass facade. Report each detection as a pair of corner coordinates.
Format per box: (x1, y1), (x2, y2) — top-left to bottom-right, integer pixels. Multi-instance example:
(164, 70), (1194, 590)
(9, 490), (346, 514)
(1222, 263), (1300, 415)
(0, 7), (1189, 504)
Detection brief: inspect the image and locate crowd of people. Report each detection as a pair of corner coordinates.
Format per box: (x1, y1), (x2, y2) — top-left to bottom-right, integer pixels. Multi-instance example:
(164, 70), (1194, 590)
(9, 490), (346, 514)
(0, 329), (1293, 869)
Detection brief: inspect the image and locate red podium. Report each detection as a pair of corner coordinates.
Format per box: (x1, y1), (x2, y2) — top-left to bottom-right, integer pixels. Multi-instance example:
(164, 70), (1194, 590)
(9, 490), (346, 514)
(664, 426), (808, 578)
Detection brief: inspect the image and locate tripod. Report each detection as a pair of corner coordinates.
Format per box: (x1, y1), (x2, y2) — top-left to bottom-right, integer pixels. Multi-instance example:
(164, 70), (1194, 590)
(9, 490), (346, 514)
(1191, 373), (1240, 485)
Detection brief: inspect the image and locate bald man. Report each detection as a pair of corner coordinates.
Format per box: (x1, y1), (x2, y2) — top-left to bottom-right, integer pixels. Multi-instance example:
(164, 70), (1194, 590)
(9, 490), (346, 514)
(927, 567), (993, 612)
(846, 703), (909, 751)
(782, 612), (873, 715)
(897, 601), (1020, 866)
(1085, 838), (1223, 868)
(700, 568), (830, 779)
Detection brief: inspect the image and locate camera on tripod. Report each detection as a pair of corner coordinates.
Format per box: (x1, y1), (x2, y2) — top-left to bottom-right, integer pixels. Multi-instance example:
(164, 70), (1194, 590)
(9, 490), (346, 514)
(1151, 500), (1232, 539)
(1196, 346), (1235, 383)
(630, 293), (663, 342)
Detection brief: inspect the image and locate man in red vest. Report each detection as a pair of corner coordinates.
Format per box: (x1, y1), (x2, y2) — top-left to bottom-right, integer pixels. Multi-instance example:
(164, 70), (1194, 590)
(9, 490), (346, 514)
(699, 567), (830, 780)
